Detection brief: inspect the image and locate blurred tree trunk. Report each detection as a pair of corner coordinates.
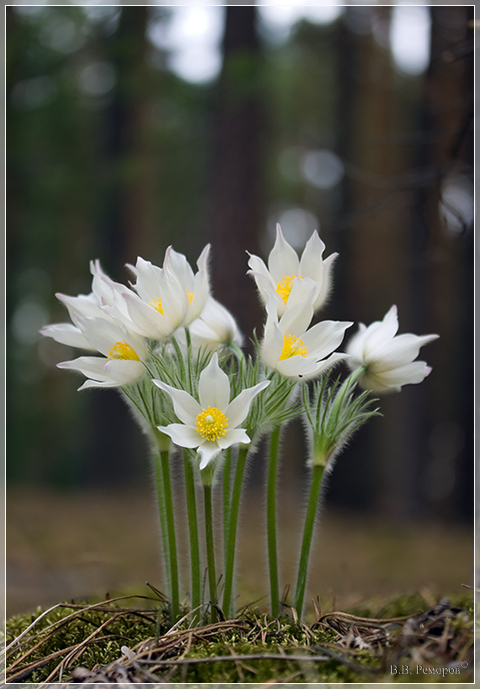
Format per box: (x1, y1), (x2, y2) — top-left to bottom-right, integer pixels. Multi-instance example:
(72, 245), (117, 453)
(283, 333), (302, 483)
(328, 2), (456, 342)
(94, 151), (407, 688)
(84, 6), (157, 486)
(207, 5), (264, 344)
(418, 6), (474, 520)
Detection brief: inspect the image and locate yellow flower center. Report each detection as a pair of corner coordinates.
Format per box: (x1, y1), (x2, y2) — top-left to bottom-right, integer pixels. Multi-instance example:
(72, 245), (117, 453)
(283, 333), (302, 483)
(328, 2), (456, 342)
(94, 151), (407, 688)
(186, 291), (194, 305)
(150, 298), (164, 314)
(195, 406), (229, 442)
(279, 333), (307, 361)
(107, 341), (140, 361)
(276, 275), (303, 305)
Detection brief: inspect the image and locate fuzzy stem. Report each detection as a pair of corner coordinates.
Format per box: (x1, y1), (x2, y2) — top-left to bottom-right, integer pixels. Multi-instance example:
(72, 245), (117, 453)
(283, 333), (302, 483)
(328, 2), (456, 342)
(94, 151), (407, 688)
(183, 451), (201, 615)
(160, 450), (180, 621)
(294, 464), (325, 618)
(267, 426), (281, 618)
(223, 447), (232, 573)
(203, 483), (218, 619)
(222, 445), (249, 618)
(152, 450), (171, 610)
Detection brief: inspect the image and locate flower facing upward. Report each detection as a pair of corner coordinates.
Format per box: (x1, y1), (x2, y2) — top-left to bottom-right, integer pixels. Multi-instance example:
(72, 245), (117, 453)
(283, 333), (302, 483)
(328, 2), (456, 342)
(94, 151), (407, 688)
(346, 305), (439, 393)
(153, 353), (269, 469)
(261, 291), (352, 379)
(248, 224), (337, 317)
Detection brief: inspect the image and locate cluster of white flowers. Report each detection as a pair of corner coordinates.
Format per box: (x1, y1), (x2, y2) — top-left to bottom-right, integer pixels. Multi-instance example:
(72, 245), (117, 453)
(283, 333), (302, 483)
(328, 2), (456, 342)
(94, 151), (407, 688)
(42, 225), (438, 468)
(41, 224), (439, 621)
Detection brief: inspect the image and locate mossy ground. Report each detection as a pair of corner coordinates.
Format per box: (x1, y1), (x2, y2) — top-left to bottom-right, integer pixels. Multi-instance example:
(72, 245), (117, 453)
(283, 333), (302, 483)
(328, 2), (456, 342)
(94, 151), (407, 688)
(4, 590), (474, 684)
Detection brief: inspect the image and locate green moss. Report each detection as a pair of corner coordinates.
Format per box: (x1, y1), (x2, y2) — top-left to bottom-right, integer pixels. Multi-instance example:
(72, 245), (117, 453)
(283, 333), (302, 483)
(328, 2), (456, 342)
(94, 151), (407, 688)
(6, 592), (474, 684)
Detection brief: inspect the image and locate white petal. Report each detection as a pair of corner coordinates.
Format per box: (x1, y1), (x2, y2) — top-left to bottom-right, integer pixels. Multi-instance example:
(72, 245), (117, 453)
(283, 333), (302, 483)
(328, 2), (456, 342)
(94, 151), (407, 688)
(370, 361), (433, 389)
(123, 292), (175, 340)
(157, 423), (201, 448)
(153, 381), (202, 424)
(164, 246), (195, 290)
(225, 380), (270, 427)
(198, 352), (231, 409)
(278, 292), (315, 336)
(58, 356), (111, 381)
(267, 224), (299, 282)
(302, 320), (353, 360)
(362, 305), (399, 356)
(217, 428), (251, 449)
(312, 252), (337, 312)
(370, 333), (439, 371)
(299, 352), (348, 380)
(247, 254), (275, 299)
(277, 355), (318, 378)
(299, 230), (326, 281)
(40, 323), (95, 350)
(103, 359), (145, 385)
(198, 441), (222, 469)
(261, 309), (284, 369)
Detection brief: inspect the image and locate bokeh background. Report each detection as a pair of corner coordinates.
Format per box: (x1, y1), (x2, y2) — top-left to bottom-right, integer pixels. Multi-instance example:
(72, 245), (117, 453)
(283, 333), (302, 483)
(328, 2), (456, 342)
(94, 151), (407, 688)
(6, 3), (474, 618)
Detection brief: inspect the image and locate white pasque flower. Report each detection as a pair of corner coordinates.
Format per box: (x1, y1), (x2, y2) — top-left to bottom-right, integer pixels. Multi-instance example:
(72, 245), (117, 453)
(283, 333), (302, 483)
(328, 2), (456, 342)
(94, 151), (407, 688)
(154, 353), (269, 469)
(57, 316), (147, 390)
(248, 223), (337, 317)
(123, 245), (211, 338)
(41, 260), (128, 350)
(163, 244), (211, 326)
(261, 290), (352, 379)
(346, 305), (439, 393)
(176, 296), (243, 352)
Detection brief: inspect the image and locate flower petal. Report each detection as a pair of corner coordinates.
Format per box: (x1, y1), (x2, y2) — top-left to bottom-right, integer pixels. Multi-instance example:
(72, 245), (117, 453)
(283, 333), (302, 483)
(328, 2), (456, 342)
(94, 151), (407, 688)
(103, 359), (146, 385)
(197, 441), (222, 470)
(217, 428), (251, 449)
(41, 323), (95, 350)
(153, 381), (202, 424)
(197, 352), (231, 409)
(157, 423), (201, 448)
(302, 320), (353, 361)
(267, 224), (299, 282)
(370, 333), (439, 372)
(225, 381), (270, 428)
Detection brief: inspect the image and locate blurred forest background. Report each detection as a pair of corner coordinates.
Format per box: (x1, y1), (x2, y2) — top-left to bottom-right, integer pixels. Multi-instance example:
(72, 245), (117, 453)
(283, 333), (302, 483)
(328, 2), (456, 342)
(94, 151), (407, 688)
(6, 3), (474, 615)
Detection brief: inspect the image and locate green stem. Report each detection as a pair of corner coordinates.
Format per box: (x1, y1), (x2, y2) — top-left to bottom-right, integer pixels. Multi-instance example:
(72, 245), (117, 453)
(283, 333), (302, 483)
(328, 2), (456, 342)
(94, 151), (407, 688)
(223, 447), (232, 573)
(160, 450), (180, 621)
(183, 451), (201, 614)
(203, 483), (218, 617)
(152, 450), (171, 608)
(267, 426), (281, 618)
(294, 464), (325, 618)
(222, 445), (249, 618)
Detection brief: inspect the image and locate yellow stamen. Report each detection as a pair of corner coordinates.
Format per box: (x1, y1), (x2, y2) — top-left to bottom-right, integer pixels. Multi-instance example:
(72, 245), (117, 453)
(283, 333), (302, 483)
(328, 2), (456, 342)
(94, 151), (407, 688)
(150, 298), (164, 314)
(107, 341), (140, 361)
(186, 291), (194, 305)
(195, 406), (229, 442)
(276, 275), (303, 305)
(279, 333), (307, 361)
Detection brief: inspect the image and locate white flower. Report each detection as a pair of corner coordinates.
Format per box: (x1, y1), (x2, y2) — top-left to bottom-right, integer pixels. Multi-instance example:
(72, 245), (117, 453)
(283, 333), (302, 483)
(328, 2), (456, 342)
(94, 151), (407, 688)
(261, 291), (352, 379)
(163, 244), (211, 326)
(153, 353), (269, 469)
(176, 296), (243, 352)
(346, 305), (439, 393)
(121, 259), (189, 339)
(248, 224), (337, 317)
(57, 317), (148, 390)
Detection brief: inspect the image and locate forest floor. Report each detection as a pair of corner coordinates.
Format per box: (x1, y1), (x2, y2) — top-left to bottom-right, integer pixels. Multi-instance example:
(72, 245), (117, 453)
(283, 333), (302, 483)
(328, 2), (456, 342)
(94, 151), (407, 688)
(5, 487), (476, 683)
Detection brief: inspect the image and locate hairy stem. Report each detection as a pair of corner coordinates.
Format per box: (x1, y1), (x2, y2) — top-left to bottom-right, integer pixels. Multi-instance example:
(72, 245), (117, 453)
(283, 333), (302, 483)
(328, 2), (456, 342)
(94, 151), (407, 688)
(203, 483), (218, 619)
(266, 426), (281, 618)
(183, 451), (201, 615)
(160, 450), (180, 621)
(294, 464), (325, 618)
(222, 445), (249, 618)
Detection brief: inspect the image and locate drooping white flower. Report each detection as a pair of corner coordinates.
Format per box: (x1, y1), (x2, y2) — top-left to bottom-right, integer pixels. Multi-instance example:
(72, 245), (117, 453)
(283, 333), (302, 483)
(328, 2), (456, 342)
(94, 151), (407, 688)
(57, 316), (148, 390)
(154, 353), (269, 469)
(248, 224), (337, 317)
(346, 305), (439, 393)
(261, 291), (352, 379)
(176, 296), (244, 352)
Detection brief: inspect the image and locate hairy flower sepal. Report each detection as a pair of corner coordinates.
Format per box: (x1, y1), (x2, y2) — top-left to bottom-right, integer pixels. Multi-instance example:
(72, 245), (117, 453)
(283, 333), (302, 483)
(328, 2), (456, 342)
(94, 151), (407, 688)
(153, 353), (269, 470)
